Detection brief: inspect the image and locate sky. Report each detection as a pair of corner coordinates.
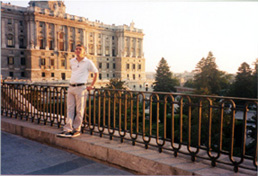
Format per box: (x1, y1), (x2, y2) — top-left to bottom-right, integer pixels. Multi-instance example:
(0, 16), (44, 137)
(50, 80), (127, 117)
(5, 0), (258, 74)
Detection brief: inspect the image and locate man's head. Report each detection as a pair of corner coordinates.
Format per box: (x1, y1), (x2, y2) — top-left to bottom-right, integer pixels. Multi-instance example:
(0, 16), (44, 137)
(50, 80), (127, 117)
(75, 44), (86, 58)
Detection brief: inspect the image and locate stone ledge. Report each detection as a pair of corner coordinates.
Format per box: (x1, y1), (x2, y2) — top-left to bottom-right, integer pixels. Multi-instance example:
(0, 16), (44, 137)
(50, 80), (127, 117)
(1, 117), (256, 175)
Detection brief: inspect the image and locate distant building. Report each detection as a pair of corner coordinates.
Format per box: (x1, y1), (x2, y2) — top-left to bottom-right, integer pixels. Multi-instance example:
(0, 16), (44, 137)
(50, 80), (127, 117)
(1, 1), (148, 91)
(174, 71), (194, 86)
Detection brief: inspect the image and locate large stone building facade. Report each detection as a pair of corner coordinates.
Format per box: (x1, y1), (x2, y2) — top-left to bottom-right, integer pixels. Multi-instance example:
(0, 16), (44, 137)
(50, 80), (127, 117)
(1, 1), (151, 91)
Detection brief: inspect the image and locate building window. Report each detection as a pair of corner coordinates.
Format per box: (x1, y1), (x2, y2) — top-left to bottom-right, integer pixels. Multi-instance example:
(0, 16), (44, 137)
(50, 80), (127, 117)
(7, 34), (14, 47)
(9, 72), (13, 77)
(41, 58), (46, 65)
(97, 45), (102, 55)
(51, 73), (55, 77)
(42, 72), (45, 77)
(126, 64), (130, 69)
(21, 57), (26, 65)
(62, 73), (66, 80)
(105, 46), (109, 56)
(133, 74), (135, 80)
(88, 44), (94, 55)
(112, 36), (114, 40)
(113, 63), (116, 69)
(106, 63), (109, 69)
(99, 73), (102, 80)
(112, 49), (115, 56)
(49, 40), (54, 50)
(59, 32), (64, 51)
(138, 64), (141, 70)
(107, 73), (109, 78)
(50, 59), (55, 66)
(59, 42), (64, 51)
(8, 56), (14, 65)
(91, 73), (93, 78)
(133, 64), (136, 70)
(99, 63), (102, 69)
(70, 43), (74, 52)
(61, 59), (66, 67)
(19, 21), (23, 26)
(19, 37), (25, 48)
(8, 19), (12, 24)
(21, 72), (25, 77)
(40, 39), (44, 49)
(113, 74), (115, 78)
(127, 74), (129, 79)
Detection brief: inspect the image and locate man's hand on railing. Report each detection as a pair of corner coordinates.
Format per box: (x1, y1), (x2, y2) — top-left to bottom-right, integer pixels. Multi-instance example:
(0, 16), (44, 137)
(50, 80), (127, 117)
(86, 85), (94, 91)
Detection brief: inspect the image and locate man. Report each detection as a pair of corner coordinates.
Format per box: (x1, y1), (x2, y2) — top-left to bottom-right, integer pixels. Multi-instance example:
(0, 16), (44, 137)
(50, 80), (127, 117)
(57, 44), (98, 138)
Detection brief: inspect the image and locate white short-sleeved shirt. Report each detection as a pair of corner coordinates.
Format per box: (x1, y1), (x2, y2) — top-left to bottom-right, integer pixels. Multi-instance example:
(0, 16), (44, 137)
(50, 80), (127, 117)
(70, 57), (98, 84)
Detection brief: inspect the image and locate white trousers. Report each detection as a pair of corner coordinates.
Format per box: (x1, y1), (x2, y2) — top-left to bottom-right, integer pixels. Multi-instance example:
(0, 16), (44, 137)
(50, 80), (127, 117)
(63, 86), (87, 132)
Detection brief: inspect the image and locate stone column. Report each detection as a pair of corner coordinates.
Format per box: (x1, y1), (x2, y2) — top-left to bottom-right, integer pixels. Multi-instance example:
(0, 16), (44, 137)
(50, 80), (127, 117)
(136, 39), (139, 58)
(45, 22), (49, 50)
(64, 26), (68, 51)
(117, 33), (123, 57)
(109, 36), (112, 57)
(83, 29), (86, 48)
(26, 20), (31, 49)
(140, 39), (143, 58)
(2, 19), (6, 48)
(85, 31), (88, 54)
(34, 21), (38, 49)
(54, 24), (58, 51)
(102, 34), (105, 56)
(133, 38), (136, 57)
(128, 37), (131, 57)
(67, 26), (70, 52)
(15, 20), (19, 49)
(94, 32), (97, 56)
(31, 21), (35, 49)
(74, 28), (77, 46)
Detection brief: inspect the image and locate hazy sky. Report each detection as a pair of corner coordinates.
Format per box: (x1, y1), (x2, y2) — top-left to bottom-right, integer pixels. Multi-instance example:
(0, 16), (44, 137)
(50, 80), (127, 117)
(6, 0), (258, 73)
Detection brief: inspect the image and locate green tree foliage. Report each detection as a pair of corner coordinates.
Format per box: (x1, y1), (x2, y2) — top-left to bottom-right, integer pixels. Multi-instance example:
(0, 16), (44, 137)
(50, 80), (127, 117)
(153, 57), (179, 92)
(251, 59), (258, 98)
(228, 62), (256, 98)
(193, 52), (231, 95)
(183, 79), (195, 88)
(105, 78), (127, 90)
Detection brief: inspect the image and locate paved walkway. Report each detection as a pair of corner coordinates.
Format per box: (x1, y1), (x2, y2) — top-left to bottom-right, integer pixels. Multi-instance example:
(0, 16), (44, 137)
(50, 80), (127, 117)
(1, 131), (133, 175)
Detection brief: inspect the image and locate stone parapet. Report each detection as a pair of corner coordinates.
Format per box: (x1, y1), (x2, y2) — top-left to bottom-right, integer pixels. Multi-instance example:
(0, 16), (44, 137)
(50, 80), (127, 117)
(1, 117), (256, 176)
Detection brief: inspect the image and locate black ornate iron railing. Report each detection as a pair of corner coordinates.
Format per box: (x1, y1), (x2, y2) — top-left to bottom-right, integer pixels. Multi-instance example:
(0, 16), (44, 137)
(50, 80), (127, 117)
(1, 82), (257, 172)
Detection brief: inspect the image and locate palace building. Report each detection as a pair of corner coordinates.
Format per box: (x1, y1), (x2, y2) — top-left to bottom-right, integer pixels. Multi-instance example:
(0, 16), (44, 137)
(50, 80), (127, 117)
(1, 1), (151, 90)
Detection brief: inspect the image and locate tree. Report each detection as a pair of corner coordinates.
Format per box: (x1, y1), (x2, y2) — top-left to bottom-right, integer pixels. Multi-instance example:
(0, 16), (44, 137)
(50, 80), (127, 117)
(228, 62), (254, 98)
(105, 78), (127, 90)
(184, 79), (195, 88)
(153, 57), (179, 92)
(251, 59), (258, 98)
(193, 51), (231, 95)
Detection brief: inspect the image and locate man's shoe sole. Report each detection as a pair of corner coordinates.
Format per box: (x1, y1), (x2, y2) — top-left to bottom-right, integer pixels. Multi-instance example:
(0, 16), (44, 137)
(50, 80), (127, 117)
(71, 133), (80, 138)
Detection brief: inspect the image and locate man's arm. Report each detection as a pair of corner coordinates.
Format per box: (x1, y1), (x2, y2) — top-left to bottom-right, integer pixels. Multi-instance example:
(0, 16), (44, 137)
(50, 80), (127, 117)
(87, 72), (98, 91)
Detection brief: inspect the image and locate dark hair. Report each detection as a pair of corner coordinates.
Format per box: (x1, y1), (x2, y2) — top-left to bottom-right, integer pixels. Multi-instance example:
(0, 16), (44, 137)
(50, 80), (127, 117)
(76, 44), (86, 50)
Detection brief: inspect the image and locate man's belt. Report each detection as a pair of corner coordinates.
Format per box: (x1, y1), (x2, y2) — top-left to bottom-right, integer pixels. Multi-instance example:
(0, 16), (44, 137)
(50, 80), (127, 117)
(69, 83), (86, 87)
